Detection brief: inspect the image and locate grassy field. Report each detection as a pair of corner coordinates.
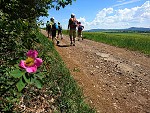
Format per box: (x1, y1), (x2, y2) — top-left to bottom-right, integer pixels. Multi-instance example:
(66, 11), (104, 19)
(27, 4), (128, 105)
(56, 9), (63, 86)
(63, 30), (150, 55)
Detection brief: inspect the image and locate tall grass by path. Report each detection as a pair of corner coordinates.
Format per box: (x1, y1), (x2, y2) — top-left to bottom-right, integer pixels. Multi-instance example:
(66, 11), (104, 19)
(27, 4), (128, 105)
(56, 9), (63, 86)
(83, 32), (150, 55)
(36, 32), (96, 113)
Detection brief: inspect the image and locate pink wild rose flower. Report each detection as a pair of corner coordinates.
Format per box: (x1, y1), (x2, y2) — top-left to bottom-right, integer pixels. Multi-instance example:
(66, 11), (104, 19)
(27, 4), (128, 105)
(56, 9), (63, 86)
(26, 50), (38, 58)
(19, 50), (43, 73)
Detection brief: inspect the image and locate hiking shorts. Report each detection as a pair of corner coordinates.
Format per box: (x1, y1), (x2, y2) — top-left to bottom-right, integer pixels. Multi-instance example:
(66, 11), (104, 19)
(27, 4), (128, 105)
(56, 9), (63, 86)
(78, 31), (82, 36)
(69, 29), (76, 38)
(52, 30), (56, 38)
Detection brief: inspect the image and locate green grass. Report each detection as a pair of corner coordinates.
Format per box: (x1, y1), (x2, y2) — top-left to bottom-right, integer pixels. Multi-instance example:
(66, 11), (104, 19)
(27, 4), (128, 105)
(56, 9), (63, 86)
(83, 32), (150, 55)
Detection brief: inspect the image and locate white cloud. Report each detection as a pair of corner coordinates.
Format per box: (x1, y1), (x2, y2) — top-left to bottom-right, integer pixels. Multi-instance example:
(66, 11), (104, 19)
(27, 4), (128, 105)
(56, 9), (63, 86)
(117, 0), (126, 3)
(77, 17), (86, 24)
(140, 1), (150, 19)
(83, 1), (150, 30)
(113, 0), (141, 7)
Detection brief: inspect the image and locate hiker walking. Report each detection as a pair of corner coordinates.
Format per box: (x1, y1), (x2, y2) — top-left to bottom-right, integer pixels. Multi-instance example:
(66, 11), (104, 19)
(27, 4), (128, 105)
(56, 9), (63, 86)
(68, 13), (78, 46)
(77, 22), (84, 41)
(46, 21), (51, 38)
(50, 17), (59, 45)
(57, 22), (63, 40)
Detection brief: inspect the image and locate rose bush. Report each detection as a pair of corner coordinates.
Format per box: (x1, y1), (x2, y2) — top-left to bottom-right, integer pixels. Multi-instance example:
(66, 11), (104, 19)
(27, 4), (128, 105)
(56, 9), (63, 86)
(10, 50), (44, 92)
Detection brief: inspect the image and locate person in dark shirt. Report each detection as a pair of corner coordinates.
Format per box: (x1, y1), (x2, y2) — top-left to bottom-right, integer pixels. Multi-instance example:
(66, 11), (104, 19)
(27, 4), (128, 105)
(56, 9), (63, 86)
(77, 22), (84, 41)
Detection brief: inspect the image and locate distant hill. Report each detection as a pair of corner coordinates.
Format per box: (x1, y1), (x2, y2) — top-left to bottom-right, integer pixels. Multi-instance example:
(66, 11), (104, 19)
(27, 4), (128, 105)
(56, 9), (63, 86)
(127, 27), (150, 31)
(86, 27), (150, 32)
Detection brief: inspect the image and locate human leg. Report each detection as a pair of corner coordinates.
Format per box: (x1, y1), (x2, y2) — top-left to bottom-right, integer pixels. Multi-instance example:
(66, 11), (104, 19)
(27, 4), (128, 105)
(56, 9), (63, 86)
(81, 32), (83, 40)
(49, 30), (52, 39)
(69, 30), (73, 45)
(60, 31), (63, 39)
(78, 31), (82, 41)
(77, 31), (81, 41)
(47, 29), (50, 38)
(52, 30), (59, 45)
(72, 30), (76, 46)
(57, 30), (60, 39)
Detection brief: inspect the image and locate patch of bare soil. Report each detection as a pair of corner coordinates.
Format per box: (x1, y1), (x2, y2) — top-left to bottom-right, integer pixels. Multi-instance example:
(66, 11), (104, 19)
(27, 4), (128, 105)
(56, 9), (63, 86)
(41, 30), (150, 113)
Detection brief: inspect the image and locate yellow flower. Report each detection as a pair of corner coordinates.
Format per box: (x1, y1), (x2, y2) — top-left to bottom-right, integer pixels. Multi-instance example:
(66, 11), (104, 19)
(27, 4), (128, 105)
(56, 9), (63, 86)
(25, 57), (34, 67)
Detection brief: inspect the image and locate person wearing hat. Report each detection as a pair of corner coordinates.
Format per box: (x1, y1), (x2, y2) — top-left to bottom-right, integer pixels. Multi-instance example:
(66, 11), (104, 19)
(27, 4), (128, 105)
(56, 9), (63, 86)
(68, 13), (78, 46)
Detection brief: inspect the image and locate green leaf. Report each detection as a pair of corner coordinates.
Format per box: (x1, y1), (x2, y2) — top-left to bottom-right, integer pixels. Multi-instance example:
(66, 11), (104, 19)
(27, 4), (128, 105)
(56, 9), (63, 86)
(36, 73), (44, 80)
(23, 74), (30, 84)
(14, 64), (20, 68)
(34, 79), (43, 89)
(30, 77), (34, 84)
(11, 69), (24, 78)
(16, 78), (26, 92)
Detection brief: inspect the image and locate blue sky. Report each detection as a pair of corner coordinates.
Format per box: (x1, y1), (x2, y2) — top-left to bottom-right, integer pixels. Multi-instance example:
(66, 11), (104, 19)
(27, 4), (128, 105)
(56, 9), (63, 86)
(39, 0), (150, 30)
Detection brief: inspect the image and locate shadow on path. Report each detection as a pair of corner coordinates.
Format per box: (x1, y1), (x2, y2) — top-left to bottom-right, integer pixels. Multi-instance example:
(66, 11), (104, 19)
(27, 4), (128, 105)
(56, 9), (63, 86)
(57, 44), (70, 48)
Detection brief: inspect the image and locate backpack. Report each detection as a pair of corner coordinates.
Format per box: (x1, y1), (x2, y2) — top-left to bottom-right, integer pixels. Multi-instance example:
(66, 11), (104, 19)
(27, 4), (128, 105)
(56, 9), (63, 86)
(46, 23), (51, 30)
(69, 18), (77, 28)
(52, 23), (58, 30)
(78, 25), (83, 31)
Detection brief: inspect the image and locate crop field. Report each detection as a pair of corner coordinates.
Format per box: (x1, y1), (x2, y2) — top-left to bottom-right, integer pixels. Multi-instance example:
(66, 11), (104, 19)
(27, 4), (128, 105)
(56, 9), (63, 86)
(81, 32), (150, 55)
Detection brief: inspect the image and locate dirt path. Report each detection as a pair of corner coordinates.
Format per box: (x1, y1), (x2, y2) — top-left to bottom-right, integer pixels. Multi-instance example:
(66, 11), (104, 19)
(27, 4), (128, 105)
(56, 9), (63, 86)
(41, 30), (150, 113)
